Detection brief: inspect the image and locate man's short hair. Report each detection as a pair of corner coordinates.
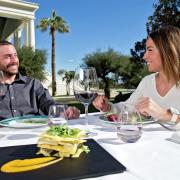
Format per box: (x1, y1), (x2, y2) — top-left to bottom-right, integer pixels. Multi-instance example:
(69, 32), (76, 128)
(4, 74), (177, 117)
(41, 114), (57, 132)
(0, 40), (13, 46)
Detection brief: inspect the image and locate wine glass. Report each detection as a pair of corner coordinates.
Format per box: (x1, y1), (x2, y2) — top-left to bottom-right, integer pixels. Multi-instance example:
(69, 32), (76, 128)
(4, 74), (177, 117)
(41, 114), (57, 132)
(73, 67), (99, 136)
(0, 70), (6, 96)
(116, 103), (142, 143)
(48, 105), (68, 126)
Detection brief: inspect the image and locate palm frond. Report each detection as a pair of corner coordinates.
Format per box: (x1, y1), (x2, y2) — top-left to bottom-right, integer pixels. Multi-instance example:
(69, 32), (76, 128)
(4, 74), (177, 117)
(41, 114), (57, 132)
(36, 18), (51, 31)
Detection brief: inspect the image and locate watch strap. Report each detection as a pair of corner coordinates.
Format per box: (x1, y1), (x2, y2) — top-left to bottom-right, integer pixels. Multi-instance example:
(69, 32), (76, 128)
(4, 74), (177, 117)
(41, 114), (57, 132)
(170, 107), (180, 115)
(170, 113), (178, 123)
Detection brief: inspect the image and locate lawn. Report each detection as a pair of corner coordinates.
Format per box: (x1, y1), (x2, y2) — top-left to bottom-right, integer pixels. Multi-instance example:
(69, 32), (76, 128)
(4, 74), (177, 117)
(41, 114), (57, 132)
(53, 87), (130, 114)
(53, 96), (99, 114)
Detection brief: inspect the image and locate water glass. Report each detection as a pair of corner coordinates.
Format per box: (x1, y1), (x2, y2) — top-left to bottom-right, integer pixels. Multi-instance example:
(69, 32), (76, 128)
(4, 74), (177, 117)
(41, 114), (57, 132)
(116, 104), (142, 143)
(48, 105), (68, 126)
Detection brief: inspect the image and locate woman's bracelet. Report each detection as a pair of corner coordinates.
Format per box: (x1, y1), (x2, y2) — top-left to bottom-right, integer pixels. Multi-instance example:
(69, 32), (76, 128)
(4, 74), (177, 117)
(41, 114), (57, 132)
(167, 107), (180, 123)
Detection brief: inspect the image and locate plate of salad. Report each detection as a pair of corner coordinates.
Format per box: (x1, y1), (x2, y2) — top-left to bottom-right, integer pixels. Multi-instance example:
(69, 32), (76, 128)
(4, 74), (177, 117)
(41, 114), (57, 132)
(0, 115), (48, 128)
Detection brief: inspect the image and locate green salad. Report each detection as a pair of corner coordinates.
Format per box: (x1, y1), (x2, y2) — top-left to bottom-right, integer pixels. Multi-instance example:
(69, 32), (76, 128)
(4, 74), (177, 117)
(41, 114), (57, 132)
(22, 119), (47, 124)
(47, 124), (86, 138)
(141, 116), (153, 122)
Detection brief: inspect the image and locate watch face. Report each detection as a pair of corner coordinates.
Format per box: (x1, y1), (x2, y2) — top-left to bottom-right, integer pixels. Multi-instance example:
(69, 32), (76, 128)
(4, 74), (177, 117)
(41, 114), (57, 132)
(170, 107), (180, 115)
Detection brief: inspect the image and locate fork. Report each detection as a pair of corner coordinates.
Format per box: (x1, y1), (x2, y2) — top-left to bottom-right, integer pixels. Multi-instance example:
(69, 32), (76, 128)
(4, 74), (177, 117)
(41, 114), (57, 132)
(156, 121), (177, 131)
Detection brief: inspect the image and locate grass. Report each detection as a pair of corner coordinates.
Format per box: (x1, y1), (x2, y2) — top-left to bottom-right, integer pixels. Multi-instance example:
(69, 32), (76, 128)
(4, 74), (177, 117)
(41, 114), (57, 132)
(53, 96), (99, 114)
(67, 103), (99, 114)
(52, 88), (134, 114)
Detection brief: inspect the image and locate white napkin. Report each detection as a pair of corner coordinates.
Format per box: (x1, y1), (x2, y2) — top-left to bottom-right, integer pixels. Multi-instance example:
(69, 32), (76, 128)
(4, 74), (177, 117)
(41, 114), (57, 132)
(170, 131), (180, 144)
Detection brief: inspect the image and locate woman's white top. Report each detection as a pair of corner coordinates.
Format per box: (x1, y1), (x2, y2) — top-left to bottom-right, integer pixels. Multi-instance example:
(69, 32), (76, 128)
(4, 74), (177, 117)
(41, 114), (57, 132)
(112, 73), (180, 113)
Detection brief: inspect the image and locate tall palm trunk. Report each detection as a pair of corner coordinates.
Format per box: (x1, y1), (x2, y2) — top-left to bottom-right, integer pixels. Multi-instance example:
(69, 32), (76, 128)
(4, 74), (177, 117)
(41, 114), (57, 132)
(103, 77), (110, 99)
(51, 29), (56, 96)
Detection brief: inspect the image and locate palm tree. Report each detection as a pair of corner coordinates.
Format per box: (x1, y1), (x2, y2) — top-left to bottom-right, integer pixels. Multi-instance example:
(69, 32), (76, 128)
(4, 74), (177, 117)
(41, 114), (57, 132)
(37, 10), (69, 96)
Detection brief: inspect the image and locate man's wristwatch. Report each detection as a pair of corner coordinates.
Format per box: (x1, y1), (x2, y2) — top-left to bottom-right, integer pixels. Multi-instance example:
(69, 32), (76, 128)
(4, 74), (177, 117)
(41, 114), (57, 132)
(167, 107), (180, 123)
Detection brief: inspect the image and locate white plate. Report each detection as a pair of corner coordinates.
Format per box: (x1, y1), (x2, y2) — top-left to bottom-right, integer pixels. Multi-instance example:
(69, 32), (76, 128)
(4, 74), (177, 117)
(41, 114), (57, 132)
(99, 115), (156, 125)
(0, 115), (48, 129)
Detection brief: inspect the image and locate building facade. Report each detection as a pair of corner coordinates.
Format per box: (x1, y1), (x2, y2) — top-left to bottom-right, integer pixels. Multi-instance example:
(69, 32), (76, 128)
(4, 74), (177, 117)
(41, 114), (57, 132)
(0, 0), (72, 96)
(0, 0), (39, 49)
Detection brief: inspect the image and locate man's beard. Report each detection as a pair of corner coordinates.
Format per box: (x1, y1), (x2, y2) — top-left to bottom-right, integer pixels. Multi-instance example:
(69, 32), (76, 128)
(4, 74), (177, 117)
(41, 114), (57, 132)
(3, 70), (19, 76)
(1, 62), (19, 77)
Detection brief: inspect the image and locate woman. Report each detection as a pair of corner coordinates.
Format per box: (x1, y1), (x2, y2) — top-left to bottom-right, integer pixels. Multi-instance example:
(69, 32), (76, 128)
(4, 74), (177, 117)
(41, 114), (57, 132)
(93, 25), (180, 124)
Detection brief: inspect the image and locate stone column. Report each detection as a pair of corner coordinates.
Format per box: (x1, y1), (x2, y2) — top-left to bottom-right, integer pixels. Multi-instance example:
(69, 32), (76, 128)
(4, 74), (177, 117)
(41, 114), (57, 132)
(28, 19), (35, 50)
(14, 28), (22, 49)
(24, 21), (29, 47)
(6, 35), (12, 43)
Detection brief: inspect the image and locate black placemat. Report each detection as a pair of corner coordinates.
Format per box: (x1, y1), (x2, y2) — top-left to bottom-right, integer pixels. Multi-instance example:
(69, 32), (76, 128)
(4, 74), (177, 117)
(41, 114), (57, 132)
(0, 139), (126, 180)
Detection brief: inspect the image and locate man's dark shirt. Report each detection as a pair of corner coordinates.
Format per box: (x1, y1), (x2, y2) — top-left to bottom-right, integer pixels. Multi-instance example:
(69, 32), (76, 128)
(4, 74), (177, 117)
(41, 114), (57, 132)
(0, 74), (56, 120)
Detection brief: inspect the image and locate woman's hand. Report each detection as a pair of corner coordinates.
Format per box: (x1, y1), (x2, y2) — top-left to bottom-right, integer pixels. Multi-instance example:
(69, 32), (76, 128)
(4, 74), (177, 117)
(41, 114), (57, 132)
(136, 97), (169, 120)
(92, 95), (110, 112)
(65, 106), (80, 119)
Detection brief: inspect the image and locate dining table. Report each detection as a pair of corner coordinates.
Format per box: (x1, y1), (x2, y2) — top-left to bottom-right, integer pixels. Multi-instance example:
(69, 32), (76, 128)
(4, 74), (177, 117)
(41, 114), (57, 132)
(0, 112), (180, 180)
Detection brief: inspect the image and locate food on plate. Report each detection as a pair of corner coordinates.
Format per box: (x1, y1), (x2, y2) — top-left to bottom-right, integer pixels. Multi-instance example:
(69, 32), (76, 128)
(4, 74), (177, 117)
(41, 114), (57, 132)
(37, 124), (90, 158)
(140, 115), (153, 122)
(22, 119), (47, 124)
(107, 114), (119, 122)
(1, 157), (62, 173)
(0, 125), (90, 173)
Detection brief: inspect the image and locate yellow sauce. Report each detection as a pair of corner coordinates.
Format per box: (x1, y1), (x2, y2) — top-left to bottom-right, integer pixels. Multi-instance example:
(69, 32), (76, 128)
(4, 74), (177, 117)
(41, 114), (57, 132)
(1, 157), (63, 173)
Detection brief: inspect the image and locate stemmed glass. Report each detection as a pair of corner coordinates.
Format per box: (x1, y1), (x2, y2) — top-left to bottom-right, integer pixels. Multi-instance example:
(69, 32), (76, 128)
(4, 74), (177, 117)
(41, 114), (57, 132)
(73, 67), (99, 136)
(0, 70), (6, 96)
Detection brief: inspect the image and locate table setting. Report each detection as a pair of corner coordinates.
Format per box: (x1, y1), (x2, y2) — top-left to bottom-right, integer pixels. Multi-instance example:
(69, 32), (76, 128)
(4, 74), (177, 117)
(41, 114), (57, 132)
(0, 111), (180, 180)
(0, 66), (179, 179)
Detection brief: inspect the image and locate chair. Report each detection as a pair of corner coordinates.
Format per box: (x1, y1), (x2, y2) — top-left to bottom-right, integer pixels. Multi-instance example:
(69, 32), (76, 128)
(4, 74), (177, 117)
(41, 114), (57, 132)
(114, 92), (132, 103)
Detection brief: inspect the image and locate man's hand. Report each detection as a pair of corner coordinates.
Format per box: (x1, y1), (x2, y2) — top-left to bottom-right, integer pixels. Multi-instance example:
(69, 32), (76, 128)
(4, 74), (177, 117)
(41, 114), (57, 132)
(66, 106), (80, 119)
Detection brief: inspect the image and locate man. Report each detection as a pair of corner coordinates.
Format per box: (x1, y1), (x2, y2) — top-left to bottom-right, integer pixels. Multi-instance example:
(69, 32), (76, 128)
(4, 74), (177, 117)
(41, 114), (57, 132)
(0, 40), (80, 120)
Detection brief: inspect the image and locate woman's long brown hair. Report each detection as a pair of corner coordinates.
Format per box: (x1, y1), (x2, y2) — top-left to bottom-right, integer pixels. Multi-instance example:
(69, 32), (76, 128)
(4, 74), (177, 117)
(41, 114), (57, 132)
(149, 25), (180, 87)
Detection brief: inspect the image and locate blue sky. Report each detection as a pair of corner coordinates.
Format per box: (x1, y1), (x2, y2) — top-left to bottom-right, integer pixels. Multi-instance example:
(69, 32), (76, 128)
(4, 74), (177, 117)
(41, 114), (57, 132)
(29, 0), (158, 74)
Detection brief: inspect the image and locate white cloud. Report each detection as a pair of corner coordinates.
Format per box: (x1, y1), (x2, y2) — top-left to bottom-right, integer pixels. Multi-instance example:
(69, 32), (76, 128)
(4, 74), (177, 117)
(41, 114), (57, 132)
(68, 59), (75, 63)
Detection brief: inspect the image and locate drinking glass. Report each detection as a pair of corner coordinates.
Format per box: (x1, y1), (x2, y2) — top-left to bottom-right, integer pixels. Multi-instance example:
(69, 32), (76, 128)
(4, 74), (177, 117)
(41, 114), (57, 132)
(0, 70), (6, 96)
(48, 105), (68, 126)
(73, 67), (99, 136)
(116, 104), (142, 143)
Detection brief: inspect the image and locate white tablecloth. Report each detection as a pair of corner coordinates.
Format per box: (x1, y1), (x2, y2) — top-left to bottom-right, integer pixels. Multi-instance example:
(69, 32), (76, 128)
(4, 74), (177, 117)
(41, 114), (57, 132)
(0, 113), (180, 180)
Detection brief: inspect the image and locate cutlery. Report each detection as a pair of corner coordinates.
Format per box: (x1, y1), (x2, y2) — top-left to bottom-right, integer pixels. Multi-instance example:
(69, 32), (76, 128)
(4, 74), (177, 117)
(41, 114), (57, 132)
(156, 121), (177, 131)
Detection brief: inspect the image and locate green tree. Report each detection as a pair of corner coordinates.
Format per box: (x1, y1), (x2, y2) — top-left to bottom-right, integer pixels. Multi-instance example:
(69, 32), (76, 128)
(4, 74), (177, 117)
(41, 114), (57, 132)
(37, 10), (69, 96)
(147, 0), (180, 33)
(128, 38), (149, 88)
(17, 46), (47, 81)
(58, 70), (75, 95)
(82, 48), (129, 98)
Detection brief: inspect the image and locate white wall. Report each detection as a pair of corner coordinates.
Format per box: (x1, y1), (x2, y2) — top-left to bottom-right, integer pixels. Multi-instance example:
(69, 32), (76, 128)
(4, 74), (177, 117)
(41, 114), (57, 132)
(42, 72), (74, 96)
